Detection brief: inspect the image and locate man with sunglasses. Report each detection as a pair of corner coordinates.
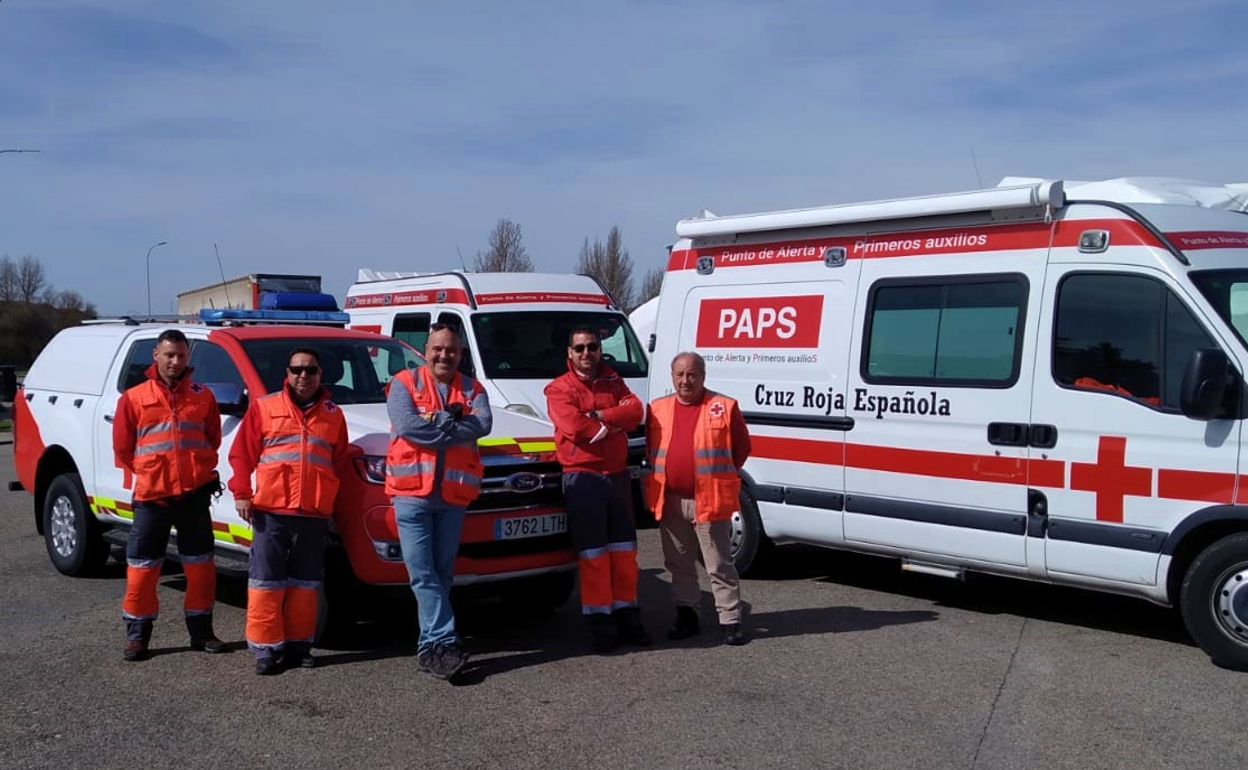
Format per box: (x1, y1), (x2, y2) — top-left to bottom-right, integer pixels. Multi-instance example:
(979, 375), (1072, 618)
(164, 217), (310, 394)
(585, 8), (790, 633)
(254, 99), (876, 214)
(544, 327), (647, 653)
(229, 348), (351, 675)
(386, 323), (492, 681)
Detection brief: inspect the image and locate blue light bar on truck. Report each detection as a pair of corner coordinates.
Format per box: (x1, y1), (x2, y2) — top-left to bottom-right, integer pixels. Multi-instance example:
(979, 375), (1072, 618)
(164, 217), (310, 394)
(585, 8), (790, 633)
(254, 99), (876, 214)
(198, 308), (351, 325)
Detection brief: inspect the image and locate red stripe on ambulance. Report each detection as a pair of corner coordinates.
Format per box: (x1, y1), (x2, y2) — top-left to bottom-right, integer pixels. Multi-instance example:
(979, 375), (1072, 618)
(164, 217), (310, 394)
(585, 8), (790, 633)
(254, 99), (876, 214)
(668, 218), (1162, 271)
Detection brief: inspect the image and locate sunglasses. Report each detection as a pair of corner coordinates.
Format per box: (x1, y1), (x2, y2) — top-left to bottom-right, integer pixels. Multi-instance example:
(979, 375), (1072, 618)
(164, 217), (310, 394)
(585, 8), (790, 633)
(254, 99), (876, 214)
(571, 343), (600, 353)
(288, 365), (320, 376)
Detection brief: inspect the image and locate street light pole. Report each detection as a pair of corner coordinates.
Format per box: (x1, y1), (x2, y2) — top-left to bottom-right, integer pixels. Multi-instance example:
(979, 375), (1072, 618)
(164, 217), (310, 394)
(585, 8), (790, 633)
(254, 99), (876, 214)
(145, 241), (168, 317)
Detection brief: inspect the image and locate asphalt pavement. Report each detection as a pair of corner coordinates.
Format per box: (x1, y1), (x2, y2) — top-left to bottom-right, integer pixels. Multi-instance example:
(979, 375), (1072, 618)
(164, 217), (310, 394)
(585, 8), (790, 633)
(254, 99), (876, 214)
(2, 441), (1247, 770)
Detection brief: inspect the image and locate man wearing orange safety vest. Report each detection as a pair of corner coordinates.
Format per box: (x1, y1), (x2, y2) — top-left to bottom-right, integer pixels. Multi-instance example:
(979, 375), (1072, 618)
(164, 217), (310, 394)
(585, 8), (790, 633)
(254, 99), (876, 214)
(112, 329), (225, 662)
(544, 326), (648, 653)
(229, 347), (350, 675)
(643, 351), (752, 646)
(386, 323), (492, 681)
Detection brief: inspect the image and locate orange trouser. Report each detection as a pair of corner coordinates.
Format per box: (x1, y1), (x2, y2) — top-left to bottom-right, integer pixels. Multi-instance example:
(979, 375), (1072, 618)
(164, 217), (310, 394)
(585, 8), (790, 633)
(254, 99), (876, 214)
(245, 511), (327, 655)
(564, 470), (639, 614)
(123, 498), (216, 641)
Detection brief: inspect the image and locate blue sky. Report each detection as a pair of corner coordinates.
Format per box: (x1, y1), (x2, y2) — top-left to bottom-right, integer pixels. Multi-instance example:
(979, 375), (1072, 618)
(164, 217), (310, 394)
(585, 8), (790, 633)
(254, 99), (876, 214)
(1, 0), (1245, 314)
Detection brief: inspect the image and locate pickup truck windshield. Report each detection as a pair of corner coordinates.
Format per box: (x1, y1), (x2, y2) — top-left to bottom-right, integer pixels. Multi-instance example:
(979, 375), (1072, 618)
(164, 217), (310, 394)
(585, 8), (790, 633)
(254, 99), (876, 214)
(470, 311), (649, 380)
(1191, 270), (1248, 348)
(240, 337), (423, 404)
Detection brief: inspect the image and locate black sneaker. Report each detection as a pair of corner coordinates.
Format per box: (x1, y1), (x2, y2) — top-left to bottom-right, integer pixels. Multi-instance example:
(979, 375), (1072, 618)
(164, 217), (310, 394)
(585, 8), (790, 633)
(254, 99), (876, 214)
(255, 656), (282, 676)
(667, 607), (700, 641)
(431, 642), (468, 680)
(721, 623), (749, 646)
(417, 647), (435, 673)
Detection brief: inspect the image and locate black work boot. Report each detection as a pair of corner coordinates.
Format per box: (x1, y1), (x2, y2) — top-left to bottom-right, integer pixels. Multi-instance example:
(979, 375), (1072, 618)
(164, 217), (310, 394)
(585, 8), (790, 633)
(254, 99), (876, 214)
(286, 642), (317, 669)
(667, 606), (701, 641)
(123, 619), (153, 662)
(186, 614), (228, 654)
(721, 623), (749, 646)
(613, 607), (653, 647)
(587, 613), (619, 654)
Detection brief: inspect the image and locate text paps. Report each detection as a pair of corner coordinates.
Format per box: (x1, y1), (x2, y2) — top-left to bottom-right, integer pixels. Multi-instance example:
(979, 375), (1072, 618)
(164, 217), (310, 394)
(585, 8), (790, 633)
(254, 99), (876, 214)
(695, 295), (823, 348)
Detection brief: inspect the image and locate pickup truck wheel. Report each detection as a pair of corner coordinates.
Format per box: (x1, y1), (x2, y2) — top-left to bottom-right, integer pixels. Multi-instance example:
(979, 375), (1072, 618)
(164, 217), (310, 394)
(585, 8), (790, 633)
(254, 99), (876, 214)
(1180, 532), (1248, 671)
(315, 547), (362, 645)
(43, 473), (108, 577)
(730, 487), (773, 577)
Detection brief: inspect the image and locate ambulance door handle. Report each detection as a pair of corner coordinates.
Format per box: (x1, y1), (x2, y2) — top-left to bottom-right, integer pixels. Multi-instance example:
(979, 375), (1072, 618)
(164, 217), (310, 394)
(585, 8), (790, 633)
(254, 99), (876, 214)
(987, 422), (1028, 447)
(1028, 424), (1058, 449)
(104, 414), (114, 424)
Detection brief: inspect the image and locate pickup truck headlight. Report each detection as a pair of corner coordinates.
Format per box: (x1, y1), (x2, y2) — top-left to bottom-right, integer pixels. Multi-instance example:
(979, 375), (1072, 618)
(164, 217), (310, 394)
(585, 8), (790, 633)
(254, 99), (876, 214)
(355, 455), (386, 484)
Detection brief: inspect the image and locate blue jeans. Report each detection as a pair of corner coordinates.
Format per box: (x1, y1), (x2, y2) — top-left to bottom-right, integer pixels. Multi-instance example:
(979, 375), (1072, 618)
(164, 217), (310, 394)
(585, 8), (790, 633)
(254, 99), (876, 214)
(393, 495), (466, 652)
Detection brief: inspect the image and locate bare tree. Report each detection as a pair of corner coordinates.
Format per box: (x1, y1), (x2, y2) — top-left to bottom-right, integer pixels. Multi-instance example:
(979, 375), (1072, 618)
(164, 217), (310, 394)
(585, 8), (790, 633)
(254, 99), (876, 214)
(473, 218), (534, 272)
(17, 254), (45, 303)
(576, 226), (635, 311)
(0, 256), (17, 302)
(637, 266), (664, 307)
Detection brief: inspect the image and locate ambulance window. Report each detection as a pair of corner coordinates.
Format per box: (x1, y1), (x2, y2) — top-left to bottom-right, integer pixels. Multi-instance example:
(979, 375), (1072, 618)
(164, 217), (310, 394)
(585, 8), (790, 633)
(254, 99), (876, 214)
(117, 337), (160, 391)
(1054, 273), (1218, 410)
(863, 276), (1025, 387)
(392, 313), (431, 352)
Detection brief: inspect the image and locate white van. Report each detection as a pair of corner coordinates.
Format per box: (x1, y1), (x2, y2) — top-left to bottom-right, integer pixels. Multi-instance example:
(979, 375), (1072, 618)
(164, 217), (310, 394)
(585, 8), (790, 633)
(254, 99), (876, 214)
(648, 176), (1248, 670)
(345, 270), (651, 473)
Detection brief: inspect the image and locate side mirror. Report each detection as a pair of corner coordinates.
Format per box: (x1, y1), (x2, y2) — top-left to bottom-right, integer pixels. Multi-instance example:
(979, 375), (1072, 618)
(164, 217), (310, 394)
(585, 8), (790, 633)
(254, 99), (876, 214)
(205, 382), (248, 417)
(1179, 349), (1235, 420)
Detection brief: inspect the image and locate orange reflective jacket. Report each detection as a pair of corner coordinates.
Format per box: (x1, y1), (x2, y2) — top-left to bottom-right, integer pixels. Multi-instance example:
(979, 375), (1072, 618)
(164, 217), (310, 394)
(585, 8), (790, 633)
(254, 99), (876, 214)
(643, 393), (742, 523)
(126, 378), (218, 501)
(385, 367), (484, 506)
(250, 390), (347, 517)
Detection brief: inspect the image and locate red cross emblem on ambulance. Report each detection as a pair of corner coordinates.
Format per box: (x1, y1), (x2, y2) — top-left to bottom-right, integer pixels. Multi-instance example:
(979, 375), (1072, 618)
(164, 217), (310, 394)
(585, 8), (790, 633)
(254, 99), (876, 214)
(1069, 436), (1153, 523)
(708, 401), (725, 419)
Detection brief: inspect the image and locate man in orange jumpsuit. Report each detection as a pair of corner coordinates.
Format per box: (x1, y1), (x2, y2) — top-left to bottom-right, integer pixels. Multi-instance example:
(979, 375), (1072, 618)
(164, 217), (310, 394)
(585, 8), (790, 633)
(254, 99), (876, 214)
(544, 327), (648, 653)
(113, 329), (225, 661)
(229, 347), (350, 675)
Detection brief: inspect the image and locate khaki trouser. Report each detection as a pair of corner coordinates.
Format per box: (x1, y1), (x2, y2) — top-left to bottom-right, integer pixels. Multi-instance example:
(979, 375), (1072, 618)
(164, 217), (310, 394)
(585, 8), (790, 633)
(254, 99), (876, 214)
(659, 494), (742, 624)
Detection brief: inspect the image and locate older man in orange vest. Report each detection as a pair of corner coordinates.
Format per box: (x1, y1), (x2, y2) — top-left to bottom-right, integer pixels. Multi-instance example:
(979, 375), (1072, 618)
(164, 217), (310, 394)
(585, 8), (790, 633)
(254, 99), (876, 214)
(643, 351), (752, 646)
(386, 323), (492, 681)
(113, 328), (225, 661)
(229, 347), (350, 675)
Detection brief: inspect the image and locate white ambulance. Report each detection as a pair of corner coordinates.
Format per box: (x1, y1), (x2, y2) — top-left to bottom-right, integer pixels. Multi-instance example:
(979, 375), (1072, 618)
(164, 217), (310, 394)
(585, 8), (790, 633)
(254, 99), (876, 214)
(649, 176), (1248, 670)
(344, 270), (651, 471)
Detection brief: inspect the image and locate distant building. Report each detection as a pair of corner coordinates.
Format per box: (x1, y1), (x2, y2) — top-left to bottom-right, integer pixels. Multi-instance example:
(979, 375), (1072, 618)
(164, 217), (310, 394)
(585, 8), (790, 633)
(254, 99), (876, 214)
(177, 274), (326, 314)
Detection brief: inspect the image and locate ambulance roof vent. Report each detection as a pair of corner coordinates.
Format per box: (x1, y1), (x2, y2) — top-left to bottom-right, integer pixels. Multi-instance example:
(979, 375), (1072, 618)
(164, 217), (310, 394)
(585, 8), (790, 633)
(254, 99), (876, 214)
(675, 181), (1064, 239)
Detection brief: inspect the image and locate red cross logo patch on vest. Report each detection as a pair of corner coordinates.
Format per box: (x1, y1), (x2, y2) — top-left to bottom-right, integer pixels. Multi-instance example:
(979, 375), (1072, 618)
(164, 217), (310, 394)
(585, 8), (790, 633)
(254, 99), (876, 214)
(708, 401), (725, 418)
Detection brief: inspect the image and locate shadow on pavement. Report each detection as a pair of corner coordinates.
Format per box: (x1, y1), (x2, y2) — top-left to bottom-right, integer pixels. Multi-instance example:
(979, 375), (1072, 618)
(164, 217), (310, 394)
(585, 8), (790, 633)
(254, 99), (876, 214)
(750, 544), (1191, 647)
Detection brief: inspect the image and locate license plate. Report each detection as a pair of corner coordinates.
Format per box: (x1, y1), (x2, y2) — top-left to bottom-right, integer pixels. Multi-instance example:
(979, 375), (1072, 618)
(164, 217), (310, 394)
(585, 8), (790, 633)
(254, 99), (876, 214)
(494, 513), (567, 540)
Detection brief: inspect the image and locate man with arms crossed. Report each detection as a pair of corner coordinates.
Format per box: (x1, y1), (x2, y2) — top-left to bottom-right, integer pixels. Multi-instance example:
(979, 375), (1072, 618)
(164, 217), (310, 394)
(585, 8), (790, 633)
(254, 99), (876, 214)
(545, 327), (648, 653)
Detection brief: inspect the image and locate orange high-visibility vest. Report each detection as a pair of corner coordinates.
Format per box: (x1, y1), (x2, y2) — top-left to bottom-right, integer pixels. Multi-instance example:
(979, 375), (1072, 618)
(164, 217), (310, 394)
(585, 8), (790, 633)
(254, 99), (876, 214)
(126, 378), (218, 501)
(385, 366), (484, 506)
(251, 390), (345, 517)
(643, 392), (742, 523)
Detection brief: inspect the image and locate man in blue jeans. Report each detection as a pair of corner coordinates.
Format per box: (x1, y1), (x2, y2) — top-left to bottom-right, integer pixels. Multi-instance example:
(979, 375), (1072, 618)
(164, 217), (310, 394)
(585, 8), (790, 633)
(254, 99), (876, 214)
(385, 324), (492, 681)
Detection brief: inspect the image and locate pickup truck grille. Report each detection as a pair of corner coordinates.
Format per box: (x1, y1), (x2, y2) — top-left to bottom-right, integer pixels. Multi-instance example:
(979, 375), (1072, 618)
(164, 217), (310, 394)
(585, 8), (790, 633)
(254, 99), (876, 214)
(470, 457), (564, 513)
